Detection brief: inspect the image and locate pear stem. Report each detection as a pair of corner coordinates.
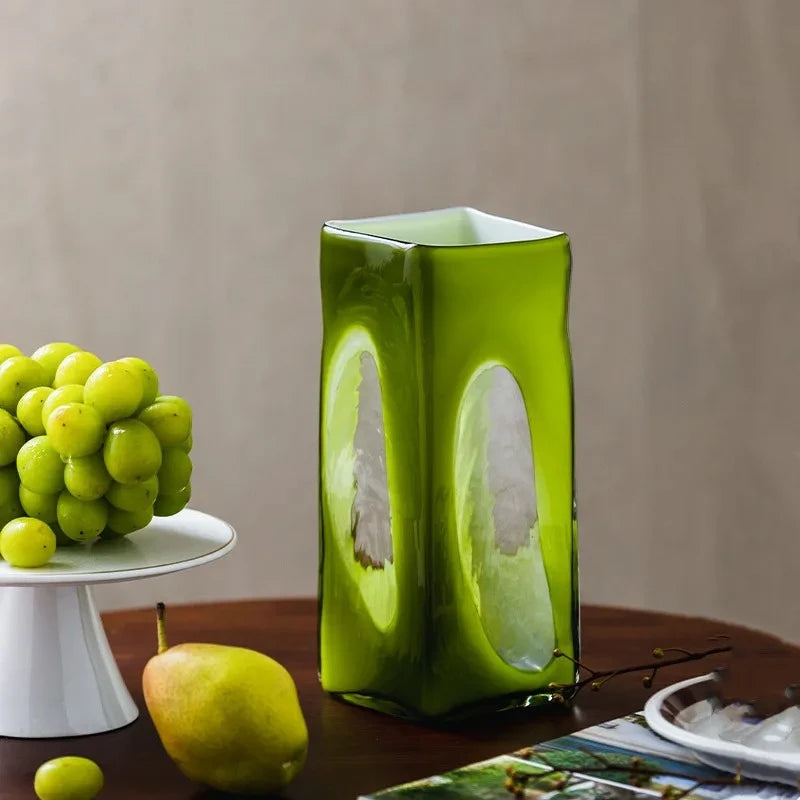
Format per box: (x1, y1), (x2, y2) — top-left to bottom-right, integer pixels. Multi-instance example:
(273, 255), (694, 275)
(156, 602), (168, 654)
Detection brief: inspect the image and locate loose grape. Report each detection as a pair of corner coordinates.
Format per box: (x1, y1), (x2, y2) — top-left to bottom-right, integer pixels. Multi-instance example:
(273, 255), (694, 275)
(0, 409), (26, 466)
(0, 344), (23, 365)
(45, 403), (106, 458)
(31, 343), (81, 386)
(19, 486), (59, 525)
(178, 432), (192, 453)
(106, 503), (153, 537)
(64, 454), (112, 501)
(17, 436), (65, 494)
(17, 386), (54, 436)
(157, 448), (192, 494)
(119, 357), (159, 412)
(56, 492), (108, 542)
(106, 475), (158, 512)
(53, 351), (102, 388)
(41, 384), (84, 428)
(83, 361), (143, 423)
(0, 356), (46, 413)
(34, 756), (104, 800)
(0, 518), (56, 567)
(0, 465), (19, 506)
(138, 398), (191, 447)
(153, 483), (191, 517)
(103, 419), (162, 483)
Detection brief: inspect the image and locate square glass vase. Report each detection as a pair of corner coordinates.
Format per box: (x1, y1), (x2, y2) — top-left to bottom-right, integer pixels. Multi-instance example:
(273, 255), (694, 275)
(318, 207), (578, 719)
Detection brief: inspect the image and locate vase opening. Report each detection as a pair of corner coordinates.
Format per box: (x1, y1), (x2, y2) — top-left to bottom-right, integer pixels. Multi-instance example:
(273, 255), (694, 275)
(454, 364), (555, 672)
(351, 351), (393, 571)
(326, 207), (562, 248)
(323, 329), (397, 631)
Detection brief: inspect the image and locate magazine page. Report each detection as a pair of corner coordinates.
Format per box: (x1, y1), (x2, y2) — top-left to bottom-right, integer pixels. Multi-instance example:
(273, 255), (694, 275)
(360, 713), (800, 800)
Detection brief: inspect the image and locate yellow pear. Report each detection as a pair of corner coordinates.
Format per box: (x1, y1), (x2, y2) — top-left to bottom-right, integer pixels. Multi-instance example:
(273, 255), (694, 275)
(142, 603), (308, 795)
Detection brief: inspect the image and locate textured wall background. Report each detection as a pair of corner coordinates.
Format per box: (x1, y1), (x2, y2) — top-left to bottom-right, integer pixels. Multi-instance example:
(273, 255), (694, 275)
(1, 1), (797, 641)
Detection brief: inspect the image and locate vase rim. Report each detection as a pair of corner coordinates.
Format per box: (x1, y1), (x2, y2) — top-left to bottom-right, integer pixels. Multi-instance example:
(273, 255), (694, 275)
(324, 207), (563, 248)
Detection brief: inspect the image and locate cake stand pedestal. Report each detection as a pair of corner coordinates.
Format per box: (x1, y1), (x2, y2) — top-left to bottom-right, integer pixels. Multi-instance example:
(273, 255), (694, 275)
(0, 508), (236, 738)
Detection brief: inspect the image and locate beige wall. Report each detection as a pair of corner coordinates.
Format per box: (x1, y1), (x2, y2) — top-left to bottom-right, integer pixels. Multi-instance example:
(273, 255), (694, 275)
(1, 1), (797, 641)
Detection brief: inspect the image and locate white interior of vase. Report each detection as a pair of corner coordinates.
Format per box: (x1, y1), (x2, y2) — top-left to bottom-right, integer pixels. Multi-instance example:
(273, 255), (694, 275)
(326, 207), (562, 247)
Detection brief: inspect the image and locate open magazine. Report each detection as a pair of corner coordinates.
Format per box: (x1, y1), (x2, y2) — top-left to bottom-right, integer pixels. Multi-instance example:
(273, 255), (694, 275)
(360, 713), (800, 800)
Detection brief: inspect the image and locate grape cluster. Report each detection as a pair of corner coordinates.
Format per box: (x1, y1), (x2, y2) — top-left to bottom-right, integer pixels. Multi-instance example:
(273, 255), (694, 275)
(0, 343), (192, 568)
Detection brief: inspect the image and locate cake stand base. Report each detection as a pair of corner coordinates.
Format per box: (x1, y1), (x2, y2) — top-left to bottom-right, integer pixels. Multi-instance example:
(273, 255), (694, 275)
(0, 585), (138, 738)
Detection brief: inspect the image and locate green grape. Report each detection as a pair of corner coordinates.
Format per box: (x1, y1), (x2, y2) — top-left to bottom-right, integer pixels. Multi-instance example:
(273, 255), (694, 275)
(106, 475), (158, 512)
(83, 361), (143, 423)
(0, 344), (23, 365)
(0, 356), (46, 413)
(157, 448), (192, 494)
(178, 432), (192, 453)
(56, 492), (108, 542)
(64, 454), (112, 501)
(30, 342), (81, 386)
(119, 357), (159, 412)
(0, 517), (56, 567)
(41, 384), (84, 428)
(16, 386), (54, 436)
(103, 419), (162, 483)
(0, 465), (19, 505)
(0, 409), (26, 466)
(0, 465), (22, 525)
(154, 483), (191, 517)
(105, 503), (153, 537)
(19, 486), (59, 525)
(138, 398), (191, 447)
(53, 351), (102, 388)
(156, 394), (192, 416)
(52, 523), (75, 547)
(34, 756), (104, 800)
(45, 403), (106, 458)
(0, 497), (24, 528)
(17, 436), (65, 494)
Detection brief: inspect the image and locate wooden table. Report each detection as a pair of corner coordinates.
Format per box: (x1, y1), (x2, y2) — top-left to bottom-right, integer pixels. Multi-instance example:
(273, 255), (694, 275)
(0, 600), (796, 799)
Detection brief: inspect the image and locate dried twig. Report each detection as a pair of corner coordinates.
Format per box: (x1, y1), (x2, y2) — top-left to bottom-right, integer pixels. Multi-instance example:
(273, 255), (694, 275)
(547, 636), (732, 701)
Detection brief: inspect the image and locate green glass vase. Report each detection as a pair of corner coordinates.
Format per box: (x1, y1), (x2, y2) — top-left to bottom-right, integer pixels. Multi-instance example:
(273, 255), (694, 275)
(318, 207), (577, 719)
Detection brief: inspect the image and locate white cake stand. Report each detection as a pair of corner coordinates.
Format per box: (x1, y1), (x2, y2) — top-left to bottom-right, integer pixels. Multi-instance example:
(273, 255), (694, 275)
(0, 508), (236, 738)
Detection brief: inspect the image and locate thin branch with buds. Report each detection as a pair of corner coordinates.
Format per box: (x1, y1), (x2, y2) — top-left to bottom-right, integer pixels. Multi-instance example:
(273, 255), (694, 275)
(547, 636), (733, 701)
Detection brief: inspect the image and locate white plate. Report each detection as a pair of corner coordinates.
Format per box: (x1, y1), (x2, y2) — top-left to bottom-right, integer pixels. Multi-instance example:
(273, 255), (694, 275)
(0, 507), (236, 586)
(644, 673), (800, 787)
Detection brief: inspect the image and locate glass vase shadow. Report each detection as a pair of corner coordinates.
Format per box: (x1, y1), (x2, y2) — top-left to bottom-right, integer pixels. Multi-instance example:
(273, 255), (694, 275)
(318, 207), (578, 719)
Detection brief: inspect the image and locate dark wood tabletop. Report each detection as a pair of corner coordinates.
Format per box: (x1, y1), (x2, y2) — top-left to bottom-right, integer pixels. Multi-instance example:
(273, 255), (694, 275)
(0, 600), (796, 799)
